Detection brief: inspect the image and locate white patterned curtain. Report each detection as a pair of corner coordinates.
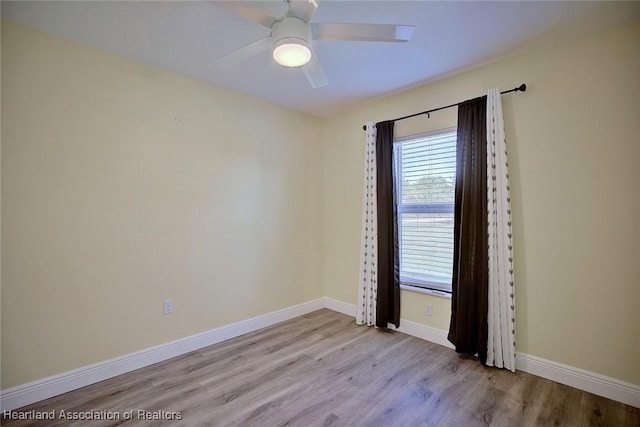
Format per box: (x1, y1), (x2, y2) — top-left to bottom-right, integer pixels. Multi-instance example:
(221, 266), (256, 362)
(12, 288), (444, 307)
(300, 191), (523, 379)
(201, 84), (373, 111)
(356, 122), (377, 326)
(486, 88), (516, 371)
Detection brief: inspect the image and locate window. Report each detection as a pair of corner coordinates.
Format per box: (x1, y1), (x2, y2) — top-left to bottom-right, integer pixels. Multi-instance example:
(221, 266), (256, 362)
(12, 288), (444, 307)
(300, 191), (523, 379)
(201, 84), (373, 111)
(394, 128), (456, 293)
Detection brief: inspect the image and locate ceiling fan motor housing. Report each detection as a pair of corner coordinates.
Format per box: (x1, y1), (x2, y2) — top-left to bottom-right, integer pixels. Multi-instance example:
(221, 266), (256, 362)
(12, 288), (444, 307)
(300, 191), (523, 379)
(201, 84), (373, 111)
(272, 16), (312, 67)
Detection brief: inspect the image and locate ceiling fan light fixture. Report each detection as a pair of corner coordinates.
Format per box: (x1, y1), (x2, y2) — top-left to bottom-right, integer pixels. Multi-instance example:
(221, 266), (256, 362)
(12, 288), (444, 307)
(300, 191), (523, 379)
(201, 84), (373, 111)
(271, 16), (312, 67)
(273, 39), (311, 67)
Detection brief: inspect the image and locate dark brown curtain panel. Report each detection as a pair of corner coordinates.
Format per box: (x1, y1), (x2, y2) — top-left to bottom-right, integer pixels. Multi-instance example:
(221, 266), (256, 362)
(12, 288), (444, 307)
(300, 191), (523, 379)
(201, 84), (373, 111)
(448, 97), (489, 363)
(375, 120), (400, 328)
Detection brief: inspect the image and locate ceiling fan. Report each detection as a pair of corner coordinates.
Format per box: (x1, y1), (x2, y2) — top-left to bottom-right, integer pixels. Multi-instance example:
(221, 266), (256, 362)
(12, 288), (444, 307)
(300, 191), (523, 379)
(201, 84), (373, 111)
(210, 0), (415, 88)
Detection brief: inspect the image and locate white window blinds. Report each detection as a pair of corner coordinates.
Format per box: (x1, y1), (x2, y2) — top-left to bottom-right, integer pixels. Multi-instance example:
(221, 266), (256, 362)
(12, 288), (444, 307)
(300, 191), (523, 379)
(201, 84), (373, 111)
(394, 129), (456, 292)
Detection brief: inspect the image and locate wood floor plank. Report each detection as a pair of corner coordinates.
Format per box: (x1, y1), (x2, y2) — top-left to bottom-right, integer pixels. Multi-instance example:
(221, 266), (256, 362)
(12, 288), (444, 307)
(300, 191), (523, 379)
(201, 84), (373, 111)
(535, 381), (585, 426)
(490, 371), (551, 426)
(2, 309), (639, 426)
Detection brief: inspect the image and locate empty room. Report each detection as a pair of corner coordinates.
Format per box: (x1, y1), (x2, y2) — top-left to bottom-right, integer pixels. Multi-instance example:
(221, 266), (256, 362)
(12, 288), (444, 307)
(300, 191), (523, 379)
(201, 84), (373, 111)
(1, 1), (639, 425)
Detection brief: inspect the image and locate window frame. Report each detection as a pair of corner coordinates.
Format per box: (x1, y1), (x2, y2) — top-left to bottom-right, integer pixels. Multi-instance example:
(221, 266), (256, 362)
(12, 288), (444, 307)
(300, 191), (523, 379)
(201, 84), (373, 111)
(394, 127), (457, 294)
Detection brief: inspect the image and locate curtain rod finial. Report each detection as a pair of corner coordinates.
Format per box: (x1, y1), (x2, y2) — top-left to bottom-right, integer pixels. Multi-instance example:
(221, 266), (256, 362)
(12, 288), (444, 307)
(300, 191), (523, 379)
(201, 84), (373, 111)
(517, 83), (527, 92)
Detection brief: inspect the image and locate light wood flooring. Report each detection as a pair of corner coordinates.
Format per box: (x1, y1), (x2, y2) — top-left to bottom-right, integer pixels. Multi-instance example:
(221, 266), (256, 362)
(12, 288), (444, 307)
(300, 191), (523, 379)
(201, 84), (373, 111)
(3, 309), (639, 426)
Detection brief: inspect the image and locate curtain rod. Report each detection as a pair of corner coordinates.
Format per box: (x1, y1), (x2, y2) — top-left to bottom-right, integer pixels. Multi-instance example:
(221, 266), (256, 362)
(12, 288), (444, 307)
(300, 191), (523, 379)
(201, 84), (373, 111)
(362, 83), (527, 131)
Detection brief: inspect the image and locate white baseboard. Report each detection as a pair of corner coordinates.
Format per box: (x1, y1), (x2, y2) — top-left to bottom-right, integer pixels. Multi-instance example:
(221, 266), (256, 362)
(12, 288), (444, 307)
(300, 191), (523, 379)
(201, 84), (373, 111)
(3, 297), (638, 411)
(323, 298), (454, 349)
(515, 353), (640, 408)
(0, 298), (325, 411)
(393, 319), (455, 350)
(323, 297), (357, 317)
(323, 299), (640, 408)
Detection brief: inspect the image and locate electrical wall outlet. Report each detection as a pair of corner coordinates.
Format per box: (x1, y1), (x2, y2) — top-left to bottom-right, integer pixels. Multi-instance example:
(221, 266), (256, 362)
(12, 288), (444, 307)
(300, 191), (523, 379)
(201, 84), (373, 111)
(163, 299), (174, 315)
(425, 302), (433, 317)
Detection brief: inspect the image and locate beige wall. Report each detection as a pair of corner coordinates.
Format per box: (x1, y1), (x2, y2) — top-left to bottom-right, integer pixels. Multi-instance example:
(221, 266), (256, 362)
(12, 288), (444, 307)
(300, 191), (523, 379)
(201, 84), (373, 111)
(1, 22), (324, 388)
(2, 17), (639, 392)
(323, 19), (640, 385)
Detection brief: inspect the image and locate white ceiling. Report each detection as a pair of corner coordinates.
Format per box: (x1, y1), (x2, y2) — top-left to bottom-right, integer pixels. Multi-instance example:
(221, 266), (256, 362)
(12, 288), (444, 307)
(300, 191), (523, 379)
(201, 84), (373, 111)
(3, 1), (640, 118)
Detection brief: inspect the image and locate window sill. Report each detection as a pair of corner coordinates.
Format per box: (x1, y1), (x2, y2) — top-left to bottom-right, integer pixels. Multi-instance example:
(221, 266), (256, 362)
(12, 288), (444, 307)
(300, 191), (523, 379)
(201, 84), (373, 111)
(400, 284), (452, 299)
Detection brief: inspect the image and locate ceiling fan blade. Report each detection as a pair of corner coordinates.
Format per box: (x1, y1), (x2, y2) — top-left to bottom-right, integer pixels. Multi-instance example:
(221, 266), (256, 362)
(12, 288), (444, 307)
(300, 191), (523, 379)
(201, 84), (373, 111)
(287, 0), (319, 23)
(213, 37), (272, 70)
(208, 1), (278, 28)
(302, 51), (328, 89)
(311, 23), (415, 42)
